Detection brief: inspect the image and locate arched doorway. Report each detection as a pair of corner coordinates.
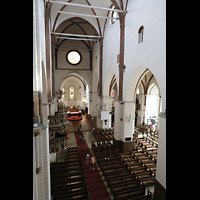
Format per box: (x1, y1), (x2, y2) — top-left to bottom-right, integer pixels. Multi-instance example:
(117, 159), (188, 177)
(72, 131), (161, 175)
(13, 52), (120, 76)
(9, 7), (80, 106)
(123, 66), (162, 137)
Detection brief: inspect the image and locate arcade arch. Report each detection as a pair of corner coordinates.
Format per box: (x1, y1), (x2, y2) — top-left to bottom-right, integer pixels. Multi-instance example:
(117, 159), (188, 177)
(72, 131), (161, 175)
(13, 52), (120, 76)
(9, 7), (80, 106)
(133, 69), (161, 133)
(59, 73), (89, 110)
(103, 67), (116, 97)
(124, 66), (161, 135)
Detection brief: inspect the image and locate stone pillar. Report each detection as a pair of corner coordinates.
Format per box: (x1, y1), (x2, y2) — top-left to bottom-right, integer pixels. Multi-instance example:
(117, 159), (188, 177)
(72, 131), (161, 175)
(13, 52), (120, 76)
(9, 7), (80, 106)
(113, 100), (135, 153)
(102, 96), (112, 129)
(89, 91), (98, 117)
(96, 96), (103, 129)
(113, 100), (124, 141)
(113, 100), (124, 152)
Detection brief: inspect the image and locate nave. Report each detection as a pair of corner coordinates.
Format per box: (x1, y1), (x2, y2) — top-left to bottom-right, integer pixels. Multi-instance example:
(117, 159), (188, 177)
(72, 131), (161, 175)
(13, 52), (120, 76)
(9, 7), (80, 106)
(51, 118), (155, 200)
(33, 1), (166, 199)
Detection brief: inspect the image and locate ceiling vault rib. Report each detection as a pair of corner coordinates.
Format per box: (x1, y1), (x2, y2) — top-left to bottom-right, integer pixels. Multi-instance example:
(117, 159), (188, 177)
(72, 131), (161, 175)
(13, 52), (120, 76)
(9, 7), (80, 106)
(51, 10), (119, 20)
(55, 36), (98, 42)
(84, 0), (102, 36)
(47, 0), (126, 13)
(52, 32), (103, 38)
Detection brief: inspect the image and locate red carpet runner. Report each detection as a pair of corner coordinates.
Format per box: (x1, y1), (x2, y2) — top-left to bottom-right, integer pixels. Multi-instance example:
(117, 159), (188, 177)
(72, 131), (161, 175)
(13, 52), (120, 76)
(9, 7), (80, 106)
(74, 132), (111, 200)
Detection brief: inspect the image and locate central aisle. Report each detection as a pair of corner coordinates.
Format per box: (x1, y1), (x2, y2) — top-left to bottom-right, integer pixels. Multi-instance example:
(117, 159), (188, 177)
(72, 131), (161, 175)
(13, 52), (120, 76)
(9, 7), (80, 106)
(74, 132), (111, 200)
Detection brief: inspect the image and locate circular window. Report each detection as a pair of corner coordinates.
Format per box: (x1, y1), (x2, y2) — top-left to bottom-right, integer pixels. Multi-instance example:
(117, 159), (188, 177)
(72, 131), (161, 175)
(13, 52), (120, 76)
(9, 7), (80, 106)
(66, 50), (81, 65)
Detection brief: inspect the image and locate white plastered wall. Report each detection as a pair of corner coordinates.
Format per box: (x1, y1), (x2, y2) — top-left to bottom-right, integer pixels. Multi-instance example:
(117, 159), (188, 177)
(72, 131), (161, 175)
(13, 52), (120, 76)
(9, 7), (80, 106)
(33, 0), (51, 199)
(101, 0), (166, 189)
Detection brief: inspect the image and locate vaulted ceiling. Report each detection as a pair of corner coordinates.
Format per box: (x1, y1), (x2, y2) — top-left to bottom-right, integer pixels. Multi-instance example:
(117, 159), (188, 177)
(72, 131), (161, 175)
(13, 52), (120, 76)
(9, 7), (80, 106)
(49, 0), (128, 46)
(50, 0), (128, 34)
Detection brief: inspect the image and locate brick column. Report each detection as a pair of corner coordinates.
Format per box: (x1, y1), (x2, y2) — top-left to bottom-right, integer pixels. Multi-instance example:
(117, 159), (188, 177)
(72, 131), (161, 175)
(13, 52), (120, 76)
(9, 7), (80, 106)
(118, 16), (125, 101)
(99, 38), (103, 97)
(45, 2), (52, 101)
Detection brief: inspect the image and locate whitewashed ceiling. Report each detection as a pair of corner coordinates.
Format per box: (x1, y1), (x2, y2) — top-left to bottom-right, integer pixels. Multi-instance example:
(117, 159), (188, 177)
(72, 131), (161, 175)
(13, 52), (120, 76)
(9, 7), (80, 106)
(50, 0), (128, 36)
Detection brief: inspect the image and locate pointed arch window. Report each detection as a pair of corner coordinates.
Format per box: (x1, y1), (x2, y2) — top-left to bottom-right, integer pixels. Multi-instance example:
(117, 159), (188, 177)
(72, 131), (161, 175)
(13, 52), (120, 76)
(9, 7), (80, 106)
(69, 87), (75, 100)
(138, 26), (144, 43)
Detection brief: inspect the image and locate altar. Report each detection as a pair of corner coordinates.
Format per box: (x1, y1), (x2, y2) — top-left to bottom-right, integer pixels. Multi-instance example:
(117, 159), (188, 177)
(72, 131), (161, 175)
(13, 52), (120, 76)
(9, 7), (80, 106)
(67, 107), (82, 121)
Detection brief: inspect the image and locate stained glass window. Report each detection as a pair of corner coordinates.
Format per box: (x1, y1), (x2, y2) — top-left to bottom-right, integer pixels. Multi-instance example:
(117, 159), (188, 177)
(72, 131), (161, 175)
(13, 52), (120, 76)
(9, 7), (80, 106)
(69, 87), (74, 100)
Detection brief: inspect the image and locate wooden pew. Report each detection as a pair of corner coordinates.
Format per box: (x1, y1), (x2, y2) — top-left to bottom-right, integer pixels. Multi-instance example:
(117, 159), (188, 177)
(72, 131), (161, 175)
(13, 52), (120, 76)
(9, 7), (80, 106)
(127, 189), (152, 200)
(97, 154), (120, 165)
(105, 170), (132, 181)
(106, 173), (135, 183)
(51, 147), (90, 200)
(136, 172), (152, 180)
(50, 161), (82, 169)
(140, 159), (156, 167)
(51, 175), (88, 197)
(140, 178), (155, 186)
(114, 186), (145, 200)
(53, 190), (90, 200)
(100, 160), (123, 169)
(53, 183), (88, 197)
(108, 175), (136, 187)
(98, 153), (120, 160)
(111, 179), (140, 194)
(99, 158), (122, 168)
(103, 167), (131, 177)
(52, 178), (86, 188)
(128, 164), (145, 171)
(51, 165), (83, 174)
(101, 162), (125, 171)
(92, 130), (114, 142)
(51, 168), (84, 177)
(112, 181), (142, 198)
(51, 174), (86, 185)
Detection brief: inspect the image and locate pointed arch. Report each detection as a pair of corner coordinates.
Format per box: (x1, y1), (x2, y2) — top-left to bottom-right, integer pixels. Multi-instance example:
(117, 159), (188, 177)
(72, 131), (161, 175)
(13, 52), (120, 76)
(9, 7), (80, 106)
(109, 75), (117, 96)
(103, 67), (116, 97)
